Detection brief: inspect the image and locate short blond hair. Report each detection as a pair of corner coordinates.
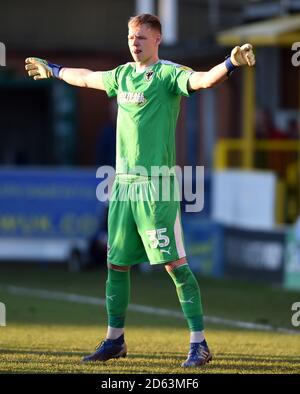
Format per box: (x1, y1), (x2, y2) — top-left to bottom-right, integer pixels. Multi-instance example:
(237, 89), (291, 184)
(128, 14), (162, 34)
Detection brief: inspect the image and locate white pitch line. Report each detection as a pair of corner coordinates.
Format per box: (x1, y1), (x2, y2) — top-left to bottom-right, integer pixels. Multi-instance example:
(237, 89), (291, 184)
(0, 284), (299, 335)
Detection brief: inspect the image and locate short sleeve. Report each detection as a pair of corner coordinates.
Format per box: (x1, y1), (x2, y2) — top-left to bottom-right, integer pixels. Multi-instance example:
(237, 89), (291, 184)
(161, 63), (194, 97)
(102, 65), (123, 97)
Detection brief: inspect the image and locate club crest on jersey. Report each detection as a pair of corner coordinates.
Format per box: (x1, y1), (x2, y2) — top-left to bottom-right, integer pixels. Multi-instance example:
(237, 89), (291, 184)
(145, 70), (154, 81)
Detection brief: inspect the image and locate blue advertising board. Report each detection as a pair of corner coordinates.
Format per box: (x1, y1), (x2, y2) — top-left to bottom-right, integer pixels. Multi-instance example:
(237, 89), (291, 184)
(182, 215), (224, 277)
(0, 168), (105, 239)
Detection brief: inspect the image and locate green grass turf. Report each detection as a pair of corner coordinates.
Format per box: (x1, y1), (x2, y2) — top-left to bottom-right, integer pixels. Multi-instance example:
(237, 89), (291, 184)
(0, 264), (300, 374)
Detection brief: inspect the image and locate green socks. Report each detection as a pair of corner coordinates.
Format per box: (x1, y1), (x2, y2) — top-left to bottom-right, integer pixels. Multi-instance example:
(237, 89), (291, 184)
(106, 264), (203, 332)
(167, 264), (204, 331)
(106, 268), (130, 328)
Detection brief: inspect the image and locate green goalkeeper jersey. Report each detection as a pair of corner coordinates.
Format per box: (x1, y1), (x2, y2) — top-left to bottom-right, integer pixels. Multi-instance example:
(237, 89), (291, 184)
(102, 60), (193, 175)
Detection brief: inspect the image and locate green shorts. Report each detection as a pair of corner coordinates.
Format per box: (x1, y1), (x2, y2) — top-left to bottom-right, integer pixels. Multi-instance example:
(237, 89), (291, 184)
(107, 175), (186, 266)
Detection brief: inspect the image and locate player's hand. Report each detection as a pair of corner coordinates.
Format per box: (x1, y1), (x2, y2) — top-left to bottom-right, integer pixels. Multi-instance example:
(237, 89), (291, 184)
(230, 44), (255, 67)
(25, 57), (54, 80)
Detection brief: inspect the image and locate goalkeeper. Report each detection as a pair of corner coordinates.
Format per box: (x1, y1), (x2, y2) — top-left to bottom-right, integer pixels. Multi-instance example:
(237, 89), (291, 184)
(25, 13), (255, 368)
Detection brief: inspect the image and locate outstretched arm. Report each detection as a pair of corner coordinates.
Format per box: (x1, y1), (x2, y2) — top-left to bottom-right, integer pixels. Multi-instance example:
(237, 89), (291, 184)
(25, 57), (105, 90)
(59, 67), (105, 90)
(188, 43), (255, 91)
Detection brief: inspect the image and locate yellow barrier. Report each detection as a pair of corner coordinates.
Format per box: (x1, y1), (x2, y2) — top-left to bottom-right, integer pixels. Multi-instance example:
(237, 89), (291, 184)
(214, 139), (299, 170)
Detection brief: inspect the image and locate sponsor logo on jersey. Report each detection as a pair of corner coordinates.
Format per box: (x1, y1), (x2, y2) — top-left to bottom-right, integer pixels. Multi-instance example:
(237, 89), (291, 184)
(118, 91), (146, 105)
(145, 70), (154, 81)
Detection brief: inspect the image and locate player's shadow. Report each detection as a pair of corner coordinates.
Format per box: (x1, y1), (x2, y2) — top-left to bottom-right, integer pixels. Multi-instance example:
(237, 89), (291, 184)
(2, 349), (300, 373)
(129, 351), (184, 358)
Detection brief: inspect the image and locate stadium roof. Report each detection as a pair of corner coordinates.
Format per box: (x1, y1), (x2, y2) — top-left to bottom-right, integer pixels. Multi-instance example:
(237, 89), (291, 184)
(217, 13), (300, 46)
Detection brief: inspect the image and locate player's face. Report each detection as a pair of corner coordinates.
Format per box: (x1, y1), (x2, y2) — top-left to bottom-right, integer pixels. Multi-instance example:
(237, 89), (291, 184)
(128, 23), (161, 65)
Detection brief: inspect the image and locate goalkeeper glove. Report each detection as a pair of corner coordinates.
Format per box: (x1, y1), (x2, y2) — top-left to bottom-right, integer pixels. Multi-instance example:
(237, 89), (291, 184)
(225, 43), (255, 76)
(230, 43), (255, 67)
(25, 57), (62, 80)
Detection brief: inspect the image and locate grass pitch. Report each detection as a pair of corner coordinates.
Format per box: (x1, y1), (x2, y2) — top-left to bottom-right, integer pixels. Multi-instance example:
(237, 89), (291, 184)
(0, 264), (300, 374)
